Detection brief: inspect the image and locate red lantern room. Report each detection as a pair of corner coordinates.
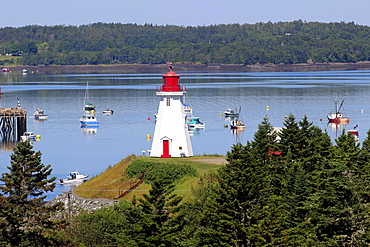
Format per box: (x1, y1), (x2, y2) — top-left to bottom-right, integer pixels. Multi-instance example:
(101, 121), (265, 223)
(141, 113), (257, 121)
(160, 66), (182, 92)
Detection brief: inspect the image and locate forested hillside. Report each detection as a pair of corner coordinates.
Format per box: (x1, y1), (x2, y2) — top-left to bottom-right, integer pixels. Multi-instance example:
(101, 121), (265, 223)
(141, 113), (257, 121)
(1, 20), (370, 66)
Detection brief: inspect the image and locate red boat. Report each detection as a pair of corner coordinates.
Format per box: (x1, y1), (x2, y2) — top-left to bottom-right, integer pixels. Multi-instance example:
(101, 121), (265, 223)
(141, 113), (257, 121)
(327, 99), (349, 123)
(2, 67), (10, 73)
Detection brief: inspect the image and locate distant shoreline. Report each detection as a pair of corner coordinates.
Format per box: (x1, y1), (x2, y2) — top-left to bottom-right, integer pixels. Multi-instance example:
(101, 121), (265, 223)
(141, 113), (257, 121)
(8, 62), (370, 74)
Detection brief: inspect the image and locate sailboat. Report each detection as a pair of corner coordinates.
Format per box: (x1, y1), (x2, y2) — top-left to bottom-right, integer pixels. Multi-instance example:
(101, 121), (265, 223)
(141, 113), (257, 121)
(327, 99), (349, 123)
(80, 82), (99, 127)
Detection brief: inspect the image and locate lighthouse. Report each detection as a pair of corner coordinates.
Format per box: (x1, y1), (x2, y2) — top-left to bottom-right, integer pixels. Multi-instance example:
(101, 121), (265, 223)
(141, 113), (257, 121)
(150, 66), (193, 158)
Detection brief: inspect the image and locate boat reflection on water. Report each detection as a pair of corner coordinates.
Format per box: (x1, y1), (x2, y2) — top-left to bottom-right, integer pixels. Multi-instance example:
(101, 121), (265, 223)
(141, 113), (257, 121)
(231, 128), (244, 136)
(328, 122), (348, 138)
(188, 128), (204, 136)
(81, 126), (98, 136)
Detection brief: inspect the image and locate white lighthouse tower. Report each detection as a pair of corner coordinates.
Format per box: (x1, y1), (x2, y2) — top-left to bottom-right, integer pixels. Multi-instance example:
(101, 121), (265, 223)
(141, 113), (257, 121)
(150, 66), (193, 158)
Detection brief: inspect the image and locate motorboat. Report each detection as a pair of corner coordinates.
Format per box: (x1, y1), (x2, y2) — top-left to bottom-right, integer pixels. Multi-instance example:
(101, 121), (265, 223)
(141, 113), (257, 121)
(60, 171), (89, 184)
(20, 131), (37, 142)
(80, 113), (99, 126)
(188, 117), (205, 129)
(22, 69), (29, 74)
(224, 108), (239, 117)
(103, 108), (114, 115)
(327, 99), (349, 123)
(33, 109), (48, 120)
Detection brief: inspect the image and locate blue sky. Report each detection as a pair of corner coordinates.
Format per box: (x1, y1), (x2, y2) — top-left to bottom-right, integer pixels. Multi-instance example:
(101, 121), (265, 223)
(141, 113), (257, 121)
(1, 0), (370, 28)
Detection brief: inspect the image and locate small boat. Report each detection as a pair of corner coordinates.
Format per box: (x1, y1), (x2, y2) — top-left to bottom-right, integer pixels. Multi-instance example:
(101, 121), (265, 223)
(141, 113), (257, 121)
(60, 171), (89, 184)
(224, 108), (239, 117)
(348, 125), (359, 143)
(33, 109), (48, 120)
(2, 67), (10, 73)
(187, 117), (205, 129)
(80, 114), (99, 126)
(103, 108), (114, 115)
(327, 99), (349, 123)
(22, 69), (29, 74)
(183, 104), (193, 116)
(20, 131), (36, 142)
(230, 119), (245, 130)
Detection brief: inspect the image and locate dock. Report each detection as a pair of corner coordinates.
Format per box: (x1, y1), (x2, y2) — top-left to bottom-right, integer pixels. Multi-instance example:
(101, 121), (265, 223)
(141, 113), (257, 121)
(0, 107), (27, 143)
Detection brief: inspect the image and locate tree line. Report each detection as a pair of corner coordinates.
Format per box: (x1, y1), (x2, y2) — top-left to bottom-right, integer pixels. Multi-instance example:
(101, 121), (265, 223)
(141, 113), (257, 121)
(1, 20), (370, 66)
(2, 114), (370, 246)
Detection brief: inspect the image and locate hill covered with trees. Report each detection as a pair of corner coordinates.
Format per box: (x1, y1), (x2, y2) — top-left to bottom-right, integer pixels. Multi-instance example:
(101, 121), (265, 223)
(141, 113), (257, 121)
(1, 20), (370, 66)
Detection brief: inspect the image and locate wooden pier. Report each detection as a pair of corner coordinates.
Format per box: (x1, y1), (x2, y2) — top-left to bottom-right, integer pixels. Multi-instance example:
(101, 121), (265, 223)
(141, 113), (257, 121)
(0, 107), (27, 142)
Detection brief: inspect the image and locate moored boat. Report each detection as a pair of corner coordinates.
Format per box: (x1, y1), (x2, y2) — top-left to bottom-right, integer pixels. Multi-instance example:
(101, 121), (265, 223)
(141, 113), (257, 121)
(348, 125), (359, 143)
(183, 104), (193, 116)
(187, 117), (205, 129)
(20, 131), (37, 142)
(230, 119), (245, 130)
(224, 108), (239, 117)
(80, 82), (99, 126)
(2, 67), (10, 73)
(80, 114), (99, 126)
(327, 99), (349, 123)
(33, 109), (48, 120)
(103, 108), (114, 115)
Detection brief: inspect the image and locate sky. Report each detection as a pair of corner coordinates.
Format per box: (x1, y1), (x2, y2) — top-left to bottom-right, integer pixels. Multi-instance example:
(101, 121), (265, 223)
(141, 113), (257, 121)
(1, 0), (370, 28)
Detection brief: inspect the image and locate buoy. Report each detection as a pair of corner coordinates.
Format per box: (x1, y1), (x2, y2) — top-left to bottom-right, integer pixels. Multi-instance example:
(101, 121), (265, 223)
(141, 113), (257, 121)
(361, 109), (364, 113)
(36, 135), (41, 141)
(266, 106), (270, 111)
(146, 134), (151, 141)
(148, 117), (151, 121)
(319, 119), (322, 121)
(219, 113), (222, 116)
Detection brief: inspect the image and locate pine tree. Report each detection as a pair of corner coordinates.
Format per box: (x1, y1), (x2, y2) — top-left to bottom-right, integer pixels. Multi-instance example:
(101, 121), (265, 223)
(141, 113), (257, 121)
(0, 141), (60, 246)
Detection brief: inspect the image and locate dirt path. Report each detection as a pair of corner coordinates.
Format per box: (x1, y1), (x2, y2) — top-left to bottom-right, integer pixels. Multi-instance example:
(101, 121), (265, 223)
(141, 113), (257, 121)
(192, 157), (228, 165)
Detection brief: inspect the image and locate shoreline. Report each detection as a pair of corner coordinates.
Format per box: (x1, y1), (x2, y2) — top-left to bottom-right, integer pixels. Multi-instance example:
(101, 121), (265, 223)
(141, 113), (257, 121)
(7, 62), (370, 74)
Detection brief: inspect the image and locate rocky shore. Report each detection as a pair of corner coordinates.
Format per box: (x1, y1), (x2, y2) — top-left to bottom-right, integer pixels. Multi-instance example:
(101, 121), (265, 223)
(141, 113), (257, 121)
(9, 61), (370, 75)
(47, 188), (117, 216)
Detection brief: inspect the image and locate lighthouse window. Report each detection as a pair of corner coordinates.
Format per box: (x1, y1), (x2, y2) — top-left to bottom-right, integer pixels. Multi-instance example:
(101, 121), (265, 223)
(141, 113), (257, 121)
(166, 98), (170, 106)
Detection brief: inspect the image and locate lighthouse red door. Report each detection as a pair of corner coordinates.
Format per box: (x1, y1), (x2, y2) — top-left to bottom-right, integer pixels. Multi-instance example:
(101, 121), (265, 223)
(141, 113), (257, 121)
(161, 140), (171, 158)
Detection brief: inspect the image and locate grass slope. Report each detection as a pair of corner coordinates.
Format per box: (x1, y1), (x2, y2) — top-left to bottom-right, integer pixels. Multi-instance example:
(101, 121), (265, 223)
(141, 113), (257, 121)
(74, 155), (225, 201)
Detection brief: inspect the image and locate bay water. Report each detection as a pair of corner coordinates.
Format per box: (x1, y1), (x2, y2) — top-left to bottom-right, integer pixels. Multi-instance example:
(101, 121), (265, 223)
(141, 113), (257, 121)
(1, 69), (370, 200)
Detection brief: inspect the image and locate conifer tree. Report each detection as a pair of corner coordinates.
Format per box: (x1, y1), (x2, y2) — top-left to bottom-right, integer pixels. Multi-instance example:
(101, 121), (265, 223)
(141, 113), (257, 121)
(333, 129), (360, 168)
(250, 116), (277, 165)
(136, 178), (183, 247)
(0, 141), (60, 246)
(278, 114), (301, 161)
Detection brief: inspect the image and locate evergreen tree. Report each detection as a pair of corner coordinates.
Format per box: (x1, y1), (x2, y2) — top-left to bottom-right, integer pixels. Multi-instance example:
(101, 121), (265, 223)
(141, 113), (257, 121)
(135, 178), (183, 247)
(250, 116), (277, 165)
(0, 141), (60, 246)
(333, 129), (360, 168)
(277, 114), (301, 161)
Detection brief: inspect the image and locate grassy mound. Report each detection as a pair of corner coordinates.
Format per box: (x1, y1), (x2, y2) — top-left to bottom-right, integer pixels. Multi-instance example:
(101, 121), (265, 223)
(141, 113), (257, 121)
(74, 155), (225, 201)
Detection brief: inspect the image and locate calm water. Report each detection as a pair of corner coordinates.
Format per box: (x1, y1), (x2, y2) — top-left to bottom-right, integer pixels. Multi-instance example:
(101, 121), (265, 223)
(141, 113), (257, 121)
(1, 69), (370, 199)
